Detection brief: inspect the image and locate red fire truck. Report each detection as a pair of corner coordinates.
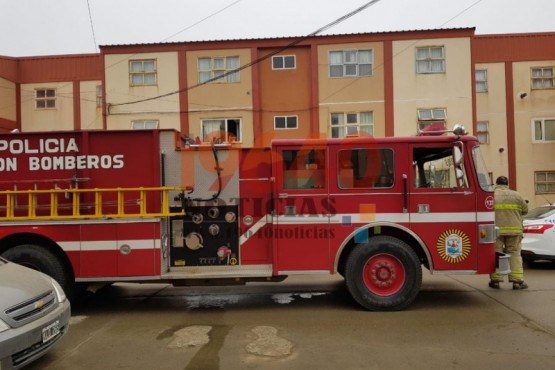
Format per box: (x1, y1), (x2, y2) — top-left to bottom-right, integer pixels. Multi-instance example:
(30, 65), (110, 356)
(0, 128), (497, 311)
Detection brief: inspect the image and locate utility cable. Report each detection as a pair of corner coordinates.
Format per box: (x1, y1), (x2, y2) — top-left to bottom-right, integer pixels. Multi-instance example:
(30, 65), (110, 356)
(86, 0), (98, 52)
(103, 0), (243, 71)
(162, 0), (243, 43)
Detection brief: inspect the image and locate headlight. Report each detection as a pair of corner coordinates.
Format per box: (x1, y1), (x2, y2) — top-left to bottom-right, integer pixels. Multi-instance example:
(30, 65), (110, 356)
(0, 318), (9, 333)
(51, 278), (67, 303)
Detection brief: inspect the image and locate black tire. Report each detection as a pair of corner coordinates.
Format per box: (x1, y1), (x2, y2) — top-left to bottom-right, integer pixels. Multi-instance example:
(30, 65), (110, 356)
(345, 236), (422, 311)
(2, 244), (74, 298)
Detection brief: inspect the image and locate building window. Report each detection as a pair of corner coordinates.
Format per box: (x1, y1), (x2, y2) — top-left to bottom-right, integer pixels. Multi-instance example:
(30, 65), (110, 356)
(131, 120), (159, 129)
(535, 171), (555, 194)
(476, 69), (488, 93)
(476, 121), (489, 144)
(35, 88), (56, 109)
(272, 55), (296, 70)
(416, 46), (446, 74)
(129, 60), (157, 86)
(417, 108), (447, 131)
(329, 49), (373, 78)
(96, 85), (103, 108)
(274, 116), (298, 129)
(330, 112), (374, 138)
(533, 118), (555, 142)
(531, 67), (554, 90)
(201, 118), (241, 143)
(198, 56), (240, 83)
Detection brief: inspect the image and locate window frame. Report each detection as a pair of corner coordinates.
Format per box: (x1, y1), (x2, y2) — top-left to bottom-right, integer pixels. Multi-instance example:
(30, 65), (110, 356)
(336, 148), (395, 189)
(328, 49), (373, 78)
(198, 56), (240, 84)
(412, 145), (468, 190)
(129, 59), (157, 86)
(96, 85), (103, 108)
(272, 55), (296, 70)
(476, 121), (489, 144)
(531, 67), (555, 90)
(281, 148), (326, 190)
(330, 111), (374, 138)
(535, 171), (555, 194)
(417, 108), (447, 131)
(415, 46), (446, 74)
(476, 69), (488, 93)
(35, 88), (56, 110)
(274, 115), (298, 129)
(131, 119), (159, 129)
(200, 118), (242, 144)
(532, 118), (555, 142)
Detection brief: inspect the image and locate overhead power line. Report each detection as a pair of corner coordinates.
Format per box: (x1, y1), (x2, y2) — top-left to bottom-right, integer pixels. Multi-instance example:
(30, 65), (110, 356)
(162, 0), (243, 43)
(86, 0), (98, 52)
(104, 0), (244, 71)
(109, 0), (382, 108)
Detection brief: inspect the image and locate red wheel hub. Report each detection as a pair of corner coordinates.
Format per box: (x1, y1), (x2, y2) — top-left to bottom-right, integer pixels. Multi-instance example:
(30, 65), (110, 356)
(362, 253), (406, 296)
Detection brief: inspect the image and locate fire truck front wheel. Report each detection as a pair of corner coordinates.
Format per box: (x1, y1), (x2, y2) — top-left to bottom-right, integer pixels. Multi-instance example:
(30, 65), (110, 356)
(2, 244), (73, 299)
(345, 236), (422, 311)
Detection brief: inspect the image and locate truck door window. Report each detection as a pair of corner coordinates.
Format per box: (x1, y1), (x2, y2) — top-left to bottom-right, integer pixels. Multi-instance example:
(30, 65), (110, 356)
(282, 149), (326, 189)
(413, 147), (468, 189)
(337, 148), (394, 189)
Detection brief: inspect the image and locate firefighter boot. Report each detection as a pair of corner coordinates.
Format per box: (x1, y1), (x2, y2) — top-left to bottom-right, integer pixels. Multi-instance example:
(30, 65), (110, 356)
(488, 280), (501, 289)
(512, 281), (528, 290)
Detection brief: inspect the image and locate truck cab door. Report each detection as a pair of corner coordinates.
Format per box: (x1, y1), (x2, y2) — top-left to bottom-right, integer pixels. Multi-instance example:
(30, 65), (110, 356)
(272, 145), (331, 273)
(409, 143), (478, 271)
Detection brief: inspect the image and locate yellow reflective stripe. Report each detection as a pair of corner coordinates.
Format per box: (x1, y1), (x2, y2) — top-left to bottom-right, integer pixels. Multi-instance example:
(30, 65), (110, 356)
(495, 203), (523, 211)
(498, 226), (523, 233)
(509, 271), (524, 279)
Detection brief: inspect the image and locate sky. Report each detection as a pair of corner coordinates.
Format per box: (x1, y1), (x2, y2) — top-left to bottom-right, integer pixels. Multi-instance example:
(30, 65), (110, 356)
(0, 0), (553, 57)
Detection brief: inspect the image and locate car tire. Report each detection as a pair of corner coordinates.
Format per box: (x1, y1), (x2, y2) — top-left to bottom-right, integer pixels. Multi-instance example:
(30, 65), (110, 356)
(2, 244), (73, 297)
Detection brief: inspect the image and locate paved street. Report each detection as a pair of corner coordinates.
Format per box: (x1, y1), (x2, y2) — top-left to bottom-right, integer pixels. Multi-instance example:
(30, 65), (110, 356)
(28, 262), (555, 370)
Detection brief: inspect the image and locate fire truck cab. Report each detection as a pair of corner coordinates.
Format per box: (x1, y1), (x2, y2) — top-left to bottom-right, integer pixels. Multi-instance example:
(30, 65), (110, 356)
(0, 128), (496, 311)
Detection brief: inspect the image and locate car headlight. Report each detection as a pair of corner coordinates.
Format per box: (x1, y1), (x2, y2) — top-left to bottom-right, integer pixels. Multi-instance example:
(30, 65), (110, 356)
(0, 318), (9, 333)
(51, 278), (67, 303)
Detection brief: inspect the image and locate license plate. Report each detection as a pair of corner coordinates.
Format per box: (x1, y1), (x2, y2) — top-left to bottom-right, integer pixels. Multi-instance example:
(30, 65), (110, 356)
(42, 320), (60, 343)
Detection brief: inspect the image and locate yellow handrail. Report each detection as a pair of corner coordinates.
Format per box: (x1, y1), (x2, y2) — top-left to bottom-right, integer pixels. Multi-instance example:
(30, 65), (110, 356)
(0, 187), (185, 221)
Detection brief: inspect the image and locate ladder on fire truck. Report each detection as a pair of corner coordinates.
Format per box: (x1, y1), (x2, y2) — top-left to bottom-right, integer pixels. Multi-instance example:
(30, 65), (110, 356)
(0, 187), (185, 221)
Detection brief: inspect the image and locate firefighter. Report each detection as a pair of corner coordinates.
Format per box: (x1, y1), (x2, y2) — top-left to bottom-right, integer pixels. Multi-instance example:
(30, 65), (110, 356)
(489, 176), (529, 289)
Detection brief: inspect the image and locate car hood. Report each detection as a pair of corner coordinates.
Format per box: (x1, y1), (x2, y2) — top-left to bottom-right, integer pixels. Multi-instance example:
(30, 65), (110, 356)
(523, 219), (545, 225)
(0, 262), (54, 310)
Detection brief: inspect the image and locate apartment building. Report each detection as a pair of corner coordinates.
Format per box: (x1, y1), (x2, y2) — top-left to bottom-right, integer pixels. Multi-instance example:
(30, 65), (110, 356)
(0, 29), (554, 207)
(473, 33), (555, 207)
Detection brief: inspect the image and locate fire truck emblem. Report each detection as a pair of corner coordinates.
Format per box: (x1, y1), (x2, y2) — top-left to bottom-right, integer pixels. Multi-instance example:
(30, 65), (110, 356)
(437, 229), (471, 263)
(485, 196), (494, 210)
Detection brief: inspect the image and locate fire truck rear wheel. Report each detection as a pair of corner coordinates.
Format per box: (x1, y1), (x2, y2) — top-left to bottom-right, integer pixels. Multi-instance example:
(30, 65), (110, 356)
(345, 236), (422, 311)
(2, 244), (74, 299)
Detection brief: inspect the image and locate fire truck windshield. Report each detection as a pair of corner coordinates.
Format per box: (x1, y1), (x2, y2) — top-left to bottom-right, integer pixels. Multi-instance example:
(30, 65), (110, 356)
(472, 146), (493, 192)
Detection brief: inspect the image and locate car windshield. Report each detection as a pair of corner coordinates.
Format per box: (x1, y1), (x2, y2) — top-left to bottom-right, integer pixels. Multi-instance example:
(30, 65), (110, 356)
(524, 206), (555, 220)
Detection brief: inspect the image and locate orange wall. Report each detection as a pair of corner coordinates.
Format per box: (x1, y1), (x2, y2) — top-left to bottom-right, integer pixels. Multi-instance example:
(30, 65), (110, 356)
(259, 46), (312, 146)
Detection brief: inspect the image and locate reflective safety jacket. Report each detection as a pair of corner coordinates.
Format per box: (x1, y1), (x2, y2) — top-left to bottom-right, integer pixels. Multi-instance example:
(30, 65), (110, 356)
(494, 184), (528, 235)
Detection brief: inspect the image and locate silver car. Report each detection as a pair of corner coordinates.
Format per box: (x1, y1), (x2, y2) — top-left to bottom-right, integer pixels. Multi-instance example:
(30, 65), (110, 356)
(0, 258), (70, 369)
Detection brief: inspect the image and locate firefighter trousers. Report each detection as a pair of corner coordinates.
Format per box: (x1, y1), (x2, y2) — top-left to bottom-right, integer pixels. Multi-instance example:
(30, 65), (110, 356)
(490, 234), (524, 283)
